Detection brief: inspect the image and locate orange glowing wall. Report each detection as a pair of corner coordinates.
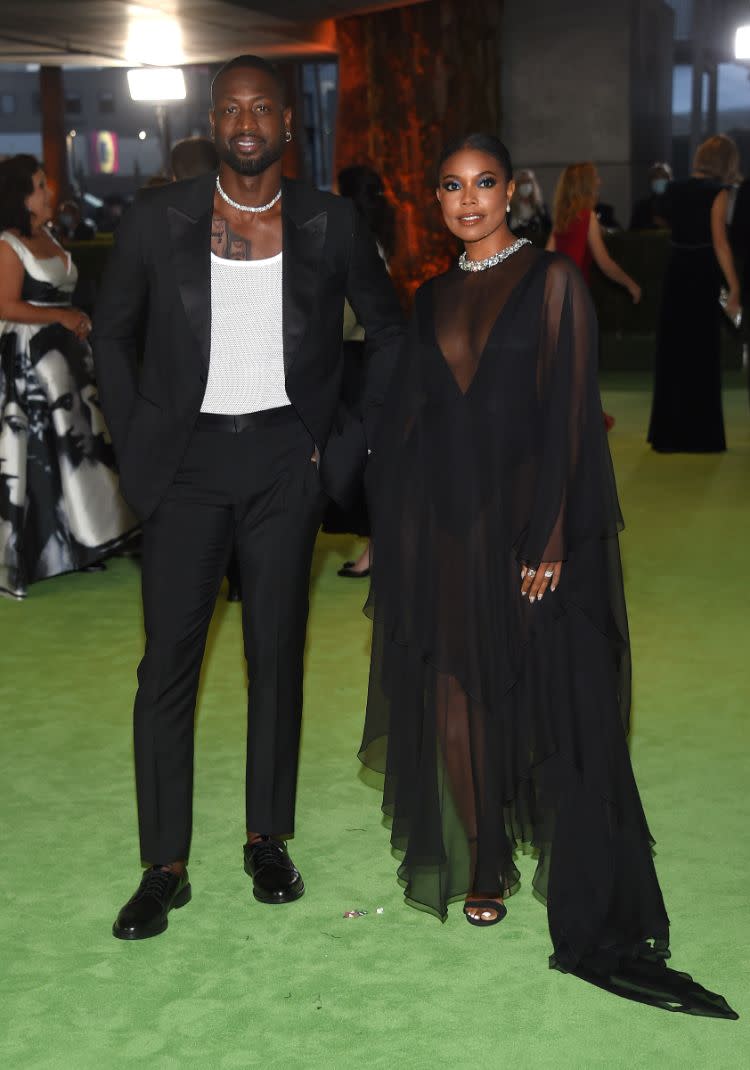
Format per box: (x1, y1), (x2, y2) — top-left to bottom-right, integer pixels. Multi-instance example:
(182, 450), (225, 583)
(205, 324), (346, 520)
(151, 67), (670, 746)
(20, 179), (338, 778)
(335, 0), (503, 304)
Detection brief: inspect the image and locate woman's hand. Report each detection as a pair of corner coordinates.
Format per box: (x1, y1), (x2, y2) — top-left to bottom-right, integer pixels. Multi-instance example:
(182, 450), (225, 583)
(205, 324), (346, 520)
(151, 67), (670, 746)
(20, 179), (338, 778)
(725, 288), (742, 322)
(628, 280), (642, 304)
(58, 307), (92, 339)
(521, 562), (562, 603)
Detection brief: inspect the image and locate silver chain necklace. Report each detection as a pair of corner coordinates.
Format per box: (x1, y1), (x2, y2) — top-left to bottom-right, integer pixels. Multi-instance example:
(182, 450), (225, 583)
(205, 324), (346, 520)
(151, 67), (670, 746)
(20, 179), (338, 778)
(215, 176), (281, 214)
(458, 236), (531, 272)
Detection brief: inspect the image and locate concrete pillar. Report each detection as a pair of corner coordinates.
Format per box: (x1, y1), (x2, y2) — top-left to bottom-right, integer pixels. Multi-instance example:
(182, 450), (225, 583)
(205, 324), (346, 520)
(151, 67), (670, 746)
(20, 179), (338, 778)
(502, 0), (674, 224)
(707, 62), (718, 136)
(689, 0), (708, 165)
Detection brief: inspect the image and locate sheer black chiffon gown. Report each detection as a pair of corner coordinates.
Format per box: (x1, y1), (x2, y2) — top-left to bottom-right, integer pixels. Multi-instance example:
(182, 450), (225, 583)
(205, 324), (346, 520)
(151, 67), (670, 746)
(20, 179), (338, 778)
(361, 245), (736, 1018)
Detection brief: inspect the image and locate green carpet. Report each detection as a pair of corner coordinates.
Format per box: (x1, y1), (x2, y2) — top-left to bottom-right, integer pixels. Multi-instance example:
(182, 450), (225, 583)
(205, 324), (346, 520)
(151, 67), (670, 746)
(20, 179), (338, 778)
(1, 373), (747, 1068)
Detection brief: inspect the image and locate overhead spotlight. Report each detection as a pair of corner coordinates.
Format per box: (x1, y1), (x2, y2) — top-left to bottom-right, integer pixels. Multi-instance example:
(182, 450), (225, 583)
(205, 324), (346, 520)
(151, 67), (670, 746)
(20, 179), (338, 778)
(735, 25), (750, 59)
(69, 129), (77, 138)
(126, 13), (184, 66)
(127, 68), (186, 101)
(138, 130), (147, 140)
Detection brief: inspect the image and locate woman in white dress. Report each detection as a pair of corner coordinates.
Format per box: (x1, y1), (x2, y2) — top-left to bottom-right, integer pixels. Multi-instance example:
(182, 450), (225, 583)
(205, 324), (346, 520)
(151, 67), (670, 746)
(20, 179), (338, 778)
(0, 155), (135, 598)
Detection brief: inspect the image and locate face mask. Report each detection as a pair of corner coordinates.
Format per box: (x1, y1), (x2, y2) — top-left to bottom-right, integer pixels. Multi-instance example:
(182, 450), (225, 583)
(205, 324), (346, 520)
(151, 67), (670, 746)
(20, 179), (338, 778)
(651, 178), (668, 195)
(518, 182), (534, 197)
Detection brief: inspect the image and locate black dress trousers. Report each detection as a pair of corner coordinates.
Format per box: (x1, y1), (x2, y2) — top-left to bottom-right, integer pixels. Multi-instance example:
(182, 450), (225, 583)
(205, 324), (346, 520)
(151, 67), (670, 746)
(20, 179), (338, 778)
(133, 407), (324, 863)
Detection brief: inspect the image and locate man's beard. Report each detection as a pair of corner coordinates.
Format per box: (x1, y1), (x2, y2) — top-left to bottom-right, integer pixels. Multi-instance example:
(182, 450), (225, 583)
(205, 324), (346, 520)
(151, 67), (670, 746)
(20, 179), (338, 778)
(216, 135), (284, 176)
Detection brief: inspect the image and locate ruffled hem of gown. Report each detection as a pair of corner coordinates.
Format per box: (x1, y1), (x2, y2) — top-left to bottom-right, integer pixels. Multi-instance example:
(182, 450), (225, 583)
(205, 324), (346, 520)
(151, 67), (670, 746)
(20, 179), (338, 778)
(360, 594), (739, 1020)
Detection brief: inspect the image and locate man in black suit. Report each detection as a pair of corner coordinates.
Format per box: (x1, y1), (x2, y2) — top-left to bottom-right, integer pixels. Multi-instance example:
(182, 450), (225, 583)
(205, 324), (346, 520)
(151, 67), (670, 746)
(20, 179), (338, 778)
(93, 54), (403, 940)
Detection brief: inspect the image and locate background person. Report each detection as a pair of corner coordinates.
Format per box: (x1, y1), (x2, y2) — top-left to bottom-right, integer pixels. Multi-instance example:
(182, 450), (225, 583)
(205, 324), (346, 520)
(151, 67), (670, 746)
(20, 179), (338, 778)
(547, 162), (641, 430)
(509, 167), (550, 241)
(648, 135), (741, 453)
(55, 199), (96, 242)
(0, 155), (135, 599)
(629, 161), (673, 230)
(171, 137), (219, 181)
(730, 174), (750, 405)
(323, 164), (396, 579)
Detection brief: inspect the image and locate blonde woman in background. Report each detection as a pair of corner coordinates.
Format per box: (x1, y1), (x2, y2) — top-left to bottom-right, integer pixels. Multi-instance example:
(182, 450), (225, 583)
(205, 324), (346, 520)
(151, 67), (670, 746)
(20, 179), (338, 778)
(509, 168), (550, 240)
(547, 163), (641, 430)
(648, 135), (741, 452)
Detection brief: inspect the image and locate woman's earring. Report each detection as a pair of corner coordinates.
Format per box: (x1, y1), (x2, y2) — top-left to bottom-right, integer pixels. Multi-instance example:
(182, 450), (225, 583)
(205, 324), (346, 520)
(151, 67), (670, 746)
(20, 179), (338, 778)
(285, 130), (292, 143)
(506, 203), (511, 213)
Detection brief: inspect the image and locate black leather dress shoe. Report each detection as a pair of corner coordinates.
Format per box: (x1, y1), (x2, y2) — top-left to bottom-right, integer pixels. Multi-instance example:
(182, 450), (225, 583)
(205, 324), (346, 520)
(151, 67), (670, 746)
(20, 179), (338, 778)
(243, 838), (304, 904)
(112, 866), (191, 940)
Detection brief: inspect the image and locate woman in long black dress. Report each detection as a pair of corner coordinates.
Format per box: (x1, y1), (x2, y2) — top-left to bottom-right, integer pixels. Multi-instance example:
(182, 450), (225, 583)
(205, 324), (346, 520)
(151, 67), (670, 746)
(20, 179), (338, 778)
(361, 134), (736, 1017)
(648, 135), (741, 452)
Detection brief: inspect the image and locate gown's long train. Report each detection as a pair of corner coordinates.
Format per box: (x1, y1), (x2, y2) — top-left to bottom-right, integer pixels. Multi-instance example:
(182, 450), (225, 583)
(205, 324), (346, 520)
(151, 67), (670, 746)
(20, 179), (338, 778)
(361, 246), (736, 1018)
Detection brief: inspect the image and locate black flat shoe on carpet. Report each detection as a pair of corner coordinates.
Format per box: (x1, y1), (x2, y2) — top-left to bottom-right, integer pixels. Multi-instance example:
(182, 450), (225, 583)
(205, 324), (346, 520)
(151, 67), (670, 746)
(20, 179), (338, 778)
(463, 899), (507, 927)
(244, 837), (304, 904)
(112, 866), (191, 940)
(337, 561), (370, 578)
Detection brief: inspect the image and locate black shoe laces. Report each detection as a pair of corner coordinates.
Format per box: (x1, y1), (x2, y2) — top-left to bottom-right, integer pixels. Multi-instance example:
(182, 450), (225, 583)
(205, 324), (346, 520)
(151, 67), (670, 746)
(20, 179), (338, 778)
(249, 839), (286, 870)
(134, 867), (176, 902)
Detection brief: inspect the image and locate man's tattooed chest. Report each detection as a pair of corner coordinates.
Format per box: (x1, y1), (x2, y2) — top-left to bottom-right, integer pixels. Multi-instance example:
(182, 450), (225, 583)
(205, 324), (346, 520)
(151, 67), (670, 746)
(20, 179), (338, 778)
(211, 215), (252, 260)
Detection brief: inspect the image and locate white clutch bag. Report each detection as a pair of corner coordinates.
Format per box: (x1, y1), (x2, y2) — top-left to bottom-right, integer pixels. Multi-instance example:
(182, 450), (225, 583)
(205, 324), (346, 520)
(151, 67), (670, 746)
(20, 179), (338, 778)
(719, 287), (743, 328)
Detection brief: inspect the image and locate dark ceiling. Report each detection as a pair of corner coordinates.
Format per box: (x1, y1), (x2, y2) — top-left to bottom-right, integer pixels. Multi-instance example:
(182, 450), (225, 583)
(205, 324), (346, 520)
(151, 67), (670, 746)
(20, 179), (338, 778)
(0, 1), (424, 67)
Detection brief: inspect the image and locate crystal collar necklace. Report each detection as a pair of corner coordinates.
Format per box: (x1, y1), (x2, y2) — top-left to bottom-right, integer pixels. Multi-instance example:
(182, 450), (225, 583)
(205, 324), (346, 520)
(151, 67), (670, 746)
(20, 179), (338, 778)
(458, 236), (531, 272)
(216, 176), (281, 214)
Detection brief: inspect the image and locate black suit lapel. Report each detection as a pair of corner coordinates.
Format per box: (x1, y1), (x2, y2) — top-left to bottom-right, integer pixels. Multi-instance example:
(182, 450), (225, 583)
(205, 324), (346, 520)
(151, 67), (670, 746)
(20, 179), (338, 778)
(282, 179), (327, 375)
(167, 176), (214, 369)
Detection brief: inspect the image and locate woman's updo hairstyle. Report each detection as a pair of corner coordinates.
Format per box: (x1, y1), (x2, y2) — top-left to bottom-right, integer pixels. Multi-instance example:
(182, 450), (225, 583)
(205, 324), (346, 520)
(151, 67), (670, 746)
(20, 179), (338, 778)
(437, 133), (513, 184)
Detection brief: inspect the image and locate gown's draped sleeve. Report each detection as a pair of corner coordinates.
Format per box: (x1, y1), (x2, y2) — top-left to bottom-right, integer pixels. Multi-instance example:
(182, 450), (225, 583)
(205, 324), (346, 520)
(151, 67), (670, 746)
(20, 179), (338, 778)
(516, 257), (623, 569)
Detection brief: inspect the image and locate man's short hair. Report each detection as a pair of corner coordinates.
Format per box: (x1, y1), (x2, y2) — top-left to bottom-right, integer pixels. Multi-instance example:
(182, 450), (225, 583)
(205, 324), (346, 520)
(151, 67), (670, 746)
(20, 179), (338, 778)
(211, 54), (286, 108)
(171, 137), (219, 181)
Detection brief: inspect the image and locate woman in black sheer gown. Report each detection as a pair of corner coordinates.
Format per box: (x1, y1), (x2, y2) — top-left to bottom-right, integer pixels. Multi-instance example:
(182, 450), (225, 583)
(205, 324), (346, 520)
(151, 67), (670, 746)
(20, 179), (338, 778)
(648, 135), (741, 452)
(361, 134), (736, 1018)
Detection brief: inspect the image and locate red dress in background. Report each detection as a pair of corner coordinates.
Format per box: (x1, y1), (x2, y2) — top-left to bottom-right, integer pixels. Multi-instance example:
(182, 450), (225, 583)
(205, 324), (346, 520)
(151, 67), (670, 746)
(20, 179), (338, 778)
(554, 208), (592, 282)
(554, 209), (614, 429)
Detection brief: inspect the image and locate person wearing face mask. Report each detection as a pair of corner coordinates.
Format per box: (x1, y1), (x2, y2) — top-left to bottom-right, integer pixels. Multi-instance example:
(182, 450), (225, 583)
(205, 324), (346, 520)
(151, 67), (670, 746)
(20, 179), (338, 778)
(508, 168), (551, 241)
(629, 162), (673, 231)
(0, 155), (135, 599)
(55, 199), (96, 243)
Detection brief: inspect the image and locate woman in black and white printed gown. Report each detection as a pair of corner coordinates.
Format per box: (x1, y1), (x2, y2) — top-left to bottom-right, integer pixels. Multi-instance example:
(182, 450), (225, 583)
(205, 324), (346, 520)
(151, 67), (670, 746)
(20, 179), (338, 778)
(0, 155), (134, 599)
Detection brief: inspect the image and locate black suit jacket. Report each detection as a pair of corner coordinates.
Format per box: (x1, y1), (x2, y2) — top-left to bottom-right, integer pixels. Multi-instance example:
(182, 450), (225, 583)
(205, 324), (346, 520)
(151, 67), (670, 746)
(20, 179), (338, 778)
(92, 173), (404, 520)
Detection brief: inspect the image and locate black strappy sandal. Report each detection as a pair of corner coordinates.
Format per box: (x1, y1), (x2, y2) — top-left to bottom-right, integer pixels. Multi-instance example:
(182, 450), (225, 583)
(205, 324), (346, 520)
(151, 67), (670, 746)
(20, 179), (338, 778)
(463, 899), (507, 927)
